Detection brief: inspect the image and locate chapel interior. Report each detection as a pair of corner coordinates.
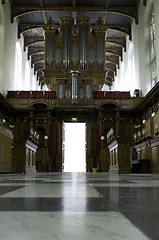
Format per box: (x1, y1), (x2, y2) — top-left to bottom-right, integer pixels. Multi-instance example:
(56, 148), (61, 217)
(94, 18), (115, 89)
(0, 1), (159, 239)
(0, 0), (159, 175)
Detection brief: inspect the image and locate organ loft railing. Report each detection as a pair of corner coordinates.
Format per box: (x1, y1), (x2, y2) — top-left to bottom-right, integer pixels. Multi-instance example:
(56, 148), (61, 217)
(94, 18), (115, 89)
(43, 16), (107, 104)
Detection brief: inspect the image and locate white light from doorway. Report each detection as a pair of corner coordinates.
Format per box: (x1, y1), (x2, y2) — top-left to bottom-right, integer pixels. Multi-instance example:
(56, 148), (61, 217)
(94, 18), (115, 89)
(64, 123), (86, 172)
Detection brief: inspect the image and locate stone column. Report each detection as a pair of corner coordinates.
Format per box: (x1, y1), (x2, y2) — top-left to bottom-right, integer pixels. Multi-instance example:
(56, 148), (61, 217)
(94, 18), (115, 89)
(30, 150), (32, 166)
(26, 148), (29, 166)
(33, 151), (35, 166)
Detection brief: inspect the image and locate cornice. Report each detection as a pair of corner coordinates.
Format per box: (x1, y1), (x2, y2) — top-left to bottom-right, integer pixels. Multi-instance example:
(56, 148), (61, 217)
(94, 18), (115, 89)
(11, 5), (138, 23)
(135, 82), (159, 113)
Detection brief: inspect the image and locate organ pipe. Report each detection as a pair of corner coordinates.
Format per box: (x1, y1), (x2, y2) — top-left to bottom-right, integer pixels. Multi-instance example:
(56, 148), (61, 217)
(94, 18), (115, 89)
(63, 30), (70, 69)
(46, 38), (54, 66)
(72, 73), (78, 103)
(80, 29), (87, 69)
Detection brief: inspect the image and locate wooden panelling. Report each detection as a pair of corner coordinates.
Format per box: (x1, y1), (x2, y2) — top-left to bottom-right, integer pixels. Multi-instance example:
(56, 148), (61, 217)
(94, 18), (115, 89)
(0, 125), (12, 173)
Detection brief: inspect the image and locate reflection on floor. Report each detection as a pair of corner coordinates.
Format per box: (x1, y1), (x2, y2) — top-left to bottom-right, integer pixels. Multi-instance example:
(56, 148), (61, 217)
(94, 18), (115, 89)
(0, 172), (159, 240)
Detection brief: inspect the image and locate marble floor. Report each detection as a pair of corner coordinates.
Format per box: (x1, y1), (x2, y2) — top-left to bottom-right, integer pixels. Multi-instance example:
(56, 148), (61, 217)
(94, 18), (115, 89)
(0, 172), (159, 240)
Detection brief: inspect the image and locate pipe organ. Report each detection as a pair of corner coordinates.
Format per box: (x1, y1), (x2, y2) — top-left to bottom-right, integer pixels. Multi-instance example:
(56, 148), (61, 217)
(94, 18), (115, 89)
(43, 16), (106, 104)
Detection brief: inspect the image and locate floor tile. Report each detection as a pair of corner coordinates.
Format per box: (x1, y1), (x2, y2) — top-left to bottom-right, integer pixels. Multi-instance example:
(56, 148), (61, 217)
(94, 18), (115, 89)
(0, 212), (149, 240)
(0, 172), (159, 239)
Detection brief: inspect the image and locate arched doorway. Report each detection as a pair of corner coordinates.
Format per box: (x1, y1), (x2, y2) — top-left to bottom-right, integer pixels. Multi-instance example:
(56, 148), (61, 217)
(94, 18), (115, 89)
(63, 122), (86, 172)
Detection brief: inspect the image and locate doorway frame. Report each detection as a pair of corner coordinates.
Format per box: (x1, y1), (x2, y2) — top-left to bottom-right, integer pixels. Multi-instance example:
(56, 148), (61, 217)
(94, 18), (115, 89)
(62, 121), (87, 172)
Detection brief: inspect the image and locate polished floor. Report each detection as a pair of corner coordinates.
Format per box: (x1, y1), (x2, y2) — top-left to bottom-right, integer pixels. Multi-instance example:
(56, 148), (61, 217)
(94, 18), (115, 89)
(0, 172), (159, 240)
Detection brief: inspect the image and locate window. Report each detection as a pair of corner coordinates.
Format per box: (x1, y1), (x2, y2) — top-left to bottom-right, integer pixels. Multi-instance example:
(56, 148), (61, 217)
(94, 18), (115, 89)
(14, 42), (22, 90)
(128, 43), (136, 95)
(32, 75), (36, 90)
(150, 8), (157, 87)
(24, 60), (30, 90)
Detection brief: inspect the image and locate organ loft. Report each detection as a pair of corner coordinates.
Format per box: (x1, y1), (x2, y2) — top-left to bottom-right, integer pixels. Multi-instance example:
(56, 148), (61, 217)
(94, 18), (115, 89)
(43, 16), (106, 101)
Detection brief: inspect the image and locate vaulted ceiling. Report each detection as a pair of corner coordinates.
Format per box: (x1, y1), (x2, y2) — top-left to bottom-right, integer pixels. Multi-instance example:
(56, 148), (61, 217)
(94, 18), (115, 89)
(4, 0), (147, 87)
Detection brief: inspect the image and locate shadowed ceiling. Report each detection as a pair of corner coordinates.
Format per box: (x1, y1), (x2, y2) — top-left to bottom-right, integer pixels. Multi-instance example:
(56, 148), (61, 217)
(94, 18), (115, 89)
(4, 0), (147, 87)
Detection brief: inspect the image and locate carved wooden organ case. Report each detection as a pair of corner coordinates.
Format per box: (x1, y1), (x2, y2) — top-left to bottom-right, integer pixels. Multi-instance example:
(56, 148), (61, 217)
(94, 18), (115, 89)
(43, 16), (106, 104)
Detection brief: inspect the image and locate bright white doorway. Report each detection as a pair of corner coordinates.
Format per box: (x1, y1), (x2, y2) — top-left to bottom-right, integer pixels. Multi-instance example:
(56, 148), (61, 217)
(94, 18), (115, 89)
(63, 122), (86, 172)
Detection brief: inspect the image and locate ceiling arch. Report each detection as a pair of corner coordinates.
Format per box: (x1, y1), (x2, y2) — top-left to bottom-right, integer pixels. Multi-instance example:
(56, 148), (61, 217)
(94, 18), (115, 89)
(3, 0), (146, 88)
